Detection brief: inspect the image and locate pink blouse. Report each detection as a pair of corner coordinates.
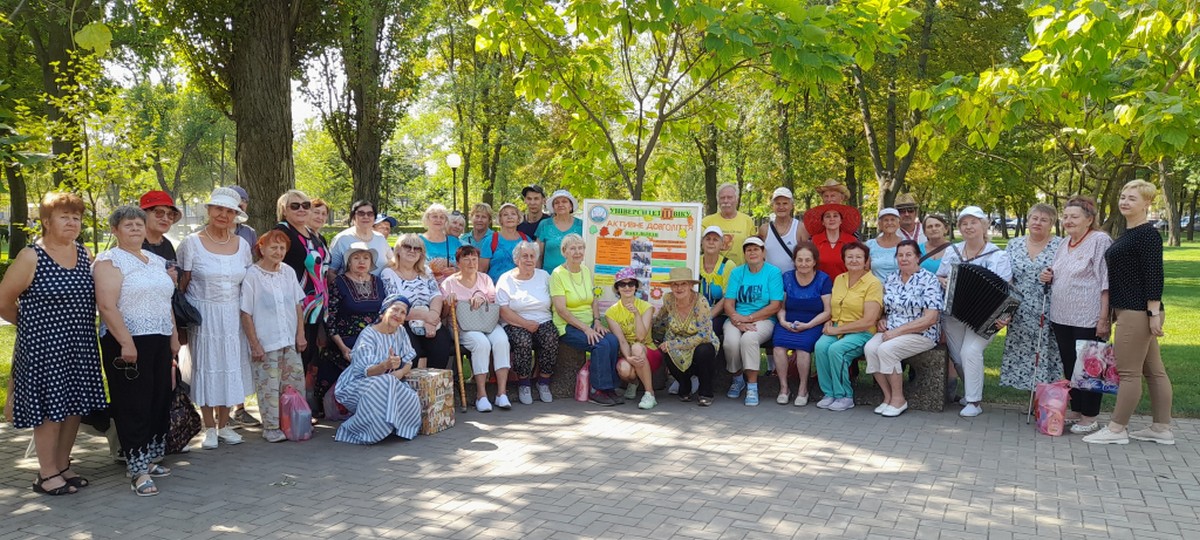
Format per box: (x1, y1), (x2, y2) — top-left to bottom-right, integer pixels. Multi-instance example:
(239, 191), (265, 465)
(1048, 231), (1112, 327)
(440, 272), (497, 303)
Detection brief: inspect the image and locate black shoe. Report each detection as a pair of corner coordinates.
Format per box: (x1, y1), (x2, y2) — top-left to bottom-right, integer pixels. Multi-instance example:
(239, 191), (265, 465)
(589, 390), (616, 406)
(608, 390), (625, 405)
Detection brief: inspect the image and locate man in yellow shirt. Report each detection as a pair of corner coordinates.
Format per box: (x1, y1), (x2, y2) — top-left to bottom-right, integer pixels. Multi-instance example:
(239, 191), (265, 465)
(702, 183), (757, 265)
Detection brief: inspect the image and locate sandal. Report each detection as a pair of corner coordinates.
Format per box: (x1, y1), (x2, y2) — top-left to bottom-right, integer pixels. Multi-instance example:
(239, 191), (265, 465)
(126, 464), (171, 478)
(131, 476), (158, 497)
(679, 394), (693, 403)
(32, 473), (77, 496)
(698, 396), (713, 407)
(60, 468), (89, 488)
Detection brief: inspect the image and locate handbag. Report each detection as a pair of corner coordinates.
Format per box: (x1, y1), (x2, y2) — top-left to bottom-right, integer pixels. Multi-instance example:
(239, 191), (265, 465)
(1070, 339), (1119, 394)
(456, 290), (499, 333)
(172, 290), (202, 328)
(166, 372), (202, 454)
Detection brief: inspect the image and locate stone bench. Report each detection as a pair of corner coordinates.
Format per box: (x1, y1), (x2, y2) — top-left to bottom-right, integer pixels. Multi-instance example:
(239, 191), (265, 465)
(462, 340), (667, 403)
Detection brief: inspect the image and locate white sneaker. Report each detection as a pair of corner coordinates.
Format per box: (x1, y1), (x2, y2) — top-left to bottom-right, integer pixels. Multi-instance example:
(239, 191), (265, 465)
(959, 404), (983, 417)
(882, 403), (908, 417)
(624, 382), (639, 400)
(776, 393), (790, 405)
(668, 378), (680, 395)
(476, 397), (493, 413)
(958, 397), (969, 407)
(828, 397), (855, 411)
(537, 383), (553, 403)
(816, 396), (835, 409)
(495, 394), (512, 410)
(1129, 427), (1175, 445)
(200, 428), (218, 449)
(1083, 427), (1130, 445)
(518, 386), (534, 405)
(217, 426), (244, 445)
(1069, 421), (1100, 434)
(263, 429), (287, 443)
(873, 403), (888, 414)
(638, 393), (657, 410)
(793, 394), (808, 407)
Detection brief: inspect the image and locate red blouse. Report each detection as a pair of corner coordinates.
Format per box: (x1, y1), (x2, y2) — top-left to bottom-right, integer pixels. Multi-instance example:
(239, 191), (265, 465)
(815, 232), (850, 280)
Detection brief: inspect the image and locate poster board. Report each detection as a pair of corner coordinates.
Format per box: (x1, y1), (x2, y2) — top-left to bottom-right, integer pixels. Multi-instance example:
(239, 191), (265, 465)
(582, 199), (704, 313)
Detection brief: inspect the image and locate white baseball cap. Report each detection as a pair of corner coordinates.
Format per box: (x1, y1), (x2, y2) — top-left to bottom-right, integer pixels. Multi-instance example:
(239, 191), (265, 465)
(958, 206), (987, 222)
(878, 208), (900, 219)
(742, 236), (765, 249)
(772, 187), (794, 201)
(703, 225), (724, 238)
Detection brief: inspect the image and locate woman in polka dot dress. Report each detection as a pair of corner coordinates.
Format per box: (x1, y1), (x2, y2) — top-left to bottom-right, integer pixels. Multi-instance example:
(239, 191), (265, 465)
(0, 193), (107, 496)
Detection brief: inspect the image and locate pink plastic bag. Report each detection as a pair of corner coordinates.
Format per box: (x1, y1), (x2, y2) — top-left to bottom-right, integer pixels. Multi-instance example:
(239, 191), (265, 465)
(323, 383), (350, 422)
(280, 385), (313, 441)
(1034, 380), (1070, 436)
(575, 361), (591, 402)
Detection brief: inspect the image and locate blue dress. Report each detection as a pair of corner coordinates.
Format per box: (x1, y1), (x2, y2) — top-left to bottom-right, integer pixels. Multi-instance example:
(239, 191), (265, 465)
(772, 270), (832, 352)
(333, 325), (423, 444)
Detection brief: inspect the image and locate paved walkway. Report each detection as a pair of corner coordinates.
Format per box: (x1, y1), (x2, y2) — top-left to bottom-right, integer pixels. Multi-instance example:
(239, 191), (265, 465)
(2, 397), (1197, 539)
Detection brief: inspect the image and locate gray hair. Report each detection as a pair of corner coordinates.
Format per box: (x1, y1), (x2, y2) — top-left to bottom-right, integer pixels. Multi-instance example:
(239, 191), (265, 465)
(1028, 203), (1057, 221)
(108, 205), (147, 229)
(559, 233), (585, 255)
(717, 182), (739, 198)
(513, 240), (541, 259)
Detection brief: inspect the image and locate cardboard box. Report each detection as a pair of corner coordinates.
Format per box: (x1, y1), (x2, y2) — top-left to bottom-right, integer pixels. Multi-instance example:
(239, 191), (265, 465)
(403, 368), (456, 435)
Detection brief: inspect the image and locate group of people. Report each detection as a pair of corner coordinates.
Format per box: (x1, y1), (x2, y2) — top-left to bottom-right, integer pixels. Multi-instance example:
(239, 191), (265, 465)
(1, 177), (1173, 497)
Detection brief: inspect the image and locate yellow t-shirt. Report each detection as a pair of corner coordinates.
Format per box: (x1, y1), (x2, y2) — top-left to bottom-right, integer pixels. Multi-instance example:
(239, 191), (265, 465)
(701, 212), (757, 265)
(698, 256), (734, 307)
(550, 265), (595, 335)
(830, 272), (883, 333)
(604, 298), (655, 348)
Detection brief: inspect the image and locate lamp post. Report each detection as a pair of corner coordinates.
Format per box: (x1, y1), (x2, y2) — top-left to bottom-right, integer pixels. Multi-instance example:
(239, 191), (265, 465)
(446, 152), (462, 212)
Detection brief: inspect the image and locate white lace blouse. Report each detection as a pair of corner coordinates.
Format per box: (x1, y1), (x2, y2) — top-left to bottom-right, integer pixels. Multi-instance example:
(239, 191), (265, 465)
(95, 248), (176, 337)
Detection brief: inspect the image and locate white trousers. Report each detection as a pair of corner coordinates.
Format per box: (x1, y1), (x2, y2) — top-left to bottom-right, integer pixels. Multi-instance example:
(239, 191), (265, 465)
(460, 326), (512, 374)
(864, 333), (935, 375)
(723, 319), (774, 373)
(943, 317), (993, 403)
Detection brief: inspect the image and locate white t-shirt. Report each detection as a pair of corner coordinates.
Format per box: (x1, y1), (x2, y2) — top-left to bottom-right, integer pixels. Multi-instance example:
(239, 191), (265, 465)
(240, 264), (305, 352)
(936, 241), (1012, 282)
(495, 268), (553, 325)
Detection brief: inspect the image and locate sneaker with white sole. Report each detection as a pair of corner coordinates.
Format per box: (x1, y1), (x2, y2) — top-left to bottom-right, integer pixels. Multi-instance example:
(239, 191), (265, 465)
(1069, 422), (1100, 434)
(745, 387), (759, 406)
(882, 403), (908, 417)
(537, 383), (553, 403)
(777, 393), (790, 405)
(476, 397), (493, 412)
(263, 429), (287, 443)
(495, 394), (512, 410)
(638, 393), (657, 410)
(727, 377), (747, 399)
(624, 382), (639, 400)
(816, 396), (834, 409)
(1083, 427), (1130, 445)
(828, 397), (855, 411)
(217, 426), (243, 445)
(668, 378), (680, 395)
(1129, 427), (1175, 445)
(959, 404), (983, 417)
(200, 428), (218, 449)
(793, 394), (808, 407)
(233, 408), (261, 427)
(518, 386), (534, 405)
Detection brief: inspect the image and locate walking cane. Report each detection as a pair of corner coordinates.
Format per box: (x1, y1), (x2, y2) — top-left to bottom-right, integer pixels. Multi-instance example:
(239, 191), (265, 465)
(1025, 283), (1051, 423)
(449, 300), (468, 413)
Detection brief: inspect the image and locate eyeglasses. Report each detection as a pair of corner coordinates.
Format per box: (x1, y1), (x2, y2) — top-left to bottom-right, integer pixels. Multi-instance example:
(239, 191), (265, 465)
(150, 208), (180, 220)
(400, 244), (423, 252)
(112, 357), (139, 380)
(898, 207), (918, 214)
(288, 201), (313, 211)
(354, 210), (376, 217)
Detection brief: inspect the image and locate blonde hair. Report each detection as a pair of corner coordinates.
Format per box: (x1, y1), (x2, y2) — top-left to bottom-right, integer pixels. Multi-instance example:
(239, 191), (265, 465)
(421, 203), (449, 229)
(391, 233), (431, 277)
(276, 189), (310, 222)
(1121, 179), (1157, 203)
(470, 203), (494, 226)
(560, 233), (585, 255)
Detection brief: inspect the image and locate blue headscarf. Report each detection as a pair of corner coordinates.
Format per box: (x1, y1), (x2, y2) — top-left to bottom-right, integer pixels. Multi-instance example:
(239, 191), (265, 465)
(379, 294), (411, 314)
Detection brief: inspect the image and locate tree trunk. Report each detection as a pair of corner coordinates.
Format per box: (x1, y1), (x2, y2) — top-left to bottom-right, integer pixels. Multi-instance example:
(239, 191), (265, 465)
(776, 101), (793, 192)
(232, 0), (296, 234)
(6, 162), (27, 258)
(1158, 159), (1179, 246)
(1187, 186), (1197, 242)
(695, 123), (719, 215)
(26, 2), (93, 189)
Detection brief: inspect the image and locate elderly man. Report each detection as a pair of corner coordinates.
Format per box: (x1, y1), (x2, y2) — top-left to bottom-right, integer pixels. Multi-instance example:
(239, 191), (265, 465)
(816, 179), (852, 206)
(517, 184), (549, 240)
(759, 187), (810, 273)
(702, 182), (757, 265)
(893, 193), (927, 243)
(228, 185), (258, 247)
(140, 190), (182, 261)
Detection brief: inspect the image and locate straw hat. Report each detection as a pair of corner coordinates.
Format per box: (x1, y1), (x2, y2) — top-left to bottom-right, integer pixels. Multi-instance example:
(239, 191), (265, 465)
(661, 267), (699, 284)
(894, 193), (919, 210)
(815, 179), (851, 200)
(803, 203), (862, 237)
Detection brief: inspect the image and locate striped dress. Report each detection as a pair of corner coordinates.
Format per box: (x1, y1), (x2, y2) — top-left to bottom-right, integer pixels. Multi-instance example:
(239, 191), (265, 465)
(333, 325), (422, 444)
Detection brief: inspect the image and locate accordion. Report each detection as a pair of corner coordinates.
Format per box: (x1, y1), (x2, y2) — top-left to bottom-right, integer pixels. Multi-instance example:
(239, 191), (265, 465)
(944, 263), (1021, 339)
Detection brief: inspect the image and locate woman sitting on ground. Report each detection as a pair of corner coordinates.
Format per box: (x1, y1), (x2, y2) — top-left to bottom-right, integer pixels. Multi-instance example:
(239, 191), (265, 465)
(606, 268), (662, 410)
(771, 242), (832, 407)
(653, 267), (721, 406)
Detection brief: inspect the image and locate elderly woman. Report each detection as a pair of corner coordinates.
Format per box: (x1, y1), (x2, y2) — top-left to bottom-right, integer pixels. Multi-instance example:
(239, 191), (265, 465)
(814, 242), (882, 412)
(374, 214), (398, 238)
(0, 193), (106, 495)
(273, 190), (329, 383)
(418, 204), (462, 283)
(866, 208), (903, 281)
(936, 206), (1012, 418)
(442, 245), (512, 412)
(536, 189), (583, 272)
(999, 204), (1064, 392)
(330, 200), (394, 276)
(241, 230), (307, 442)
(461, 203), (494, 247)
(771, 242), (832, 406)
(94, 206), (180, 495)
(699, 225), (734, 333)
(497, 241), (558, 404)
(382, 234), (453, 369)
(448, 211), (467, 238)
(1040, 196), (1112, 434)
(1085, 181), (1172, 445)
(654, 268), (721, 406)
(918, 214), (951, 274)
(179, 187), (254, 448)
(864, 240), (941, 417)
(310, 198), (330, 239)
(551, 233), (621, 405)
(333, 294), (424, 444)
(804, 201), (862, 279)
(487, 203), (529, 281)
(723, 237), (784, 407)
(606, 268), (662, 410)
(320, 242), (386, 414)
(759, 187), (809, 273)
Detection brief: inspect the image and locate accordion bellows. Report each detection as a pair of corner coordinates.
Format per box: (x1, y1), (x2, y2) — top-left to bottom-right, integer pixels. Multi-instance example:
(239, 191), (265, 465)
(945, 263), (1022, 339)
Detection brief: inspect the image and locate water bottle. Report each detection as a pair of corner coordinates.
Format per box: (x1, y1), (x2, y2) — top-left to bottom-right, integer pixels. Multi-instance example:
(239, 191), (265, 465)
(575, 361), (591, 402)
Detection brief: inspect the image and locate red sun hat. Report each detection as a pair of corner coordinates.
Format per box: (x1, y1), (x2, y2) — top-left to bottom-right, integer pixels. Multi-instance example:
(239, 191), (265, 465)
(139, 190), (182, 223)
(803, 203), (862, 238)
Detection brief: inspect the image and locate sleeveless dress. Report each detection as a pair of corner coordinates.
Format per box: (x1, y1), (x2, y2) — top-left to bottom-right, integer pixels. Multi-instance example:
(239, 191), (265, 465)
(177, 234), (253, 407)
(772, 270), (833, 352)
(764, 217), (800, 272)
(10, 243), (107, 428)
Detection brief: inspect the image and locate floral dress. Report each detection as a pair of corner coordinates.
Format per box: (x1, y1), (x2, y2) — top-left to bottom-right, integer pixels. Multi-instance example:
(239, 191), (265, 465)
(652, 293), (719, 372)
(1000, 235), (1065, 390)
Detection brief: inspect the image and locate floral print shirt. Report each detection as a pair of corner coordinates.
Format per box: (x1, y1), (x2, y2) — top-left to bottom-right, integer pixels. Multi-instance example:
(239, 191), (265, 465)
(882, 269), (943, 343)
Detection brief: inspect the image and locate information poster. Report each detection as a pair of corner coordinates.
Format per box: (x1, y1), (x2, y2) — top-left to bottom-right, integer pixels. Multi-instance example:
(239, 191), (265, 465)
(582, 199), (704, 313)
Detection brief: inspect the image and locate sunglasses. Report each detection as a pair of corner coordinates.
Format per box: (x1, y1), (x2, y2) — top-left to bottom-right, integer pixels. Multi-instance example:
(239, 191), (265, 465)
(616, 281), (638, 288)
(150, 208), (180, 220)
(288, 201), (313, 211)
(400, 244), (423, 252)
(898, 207), (918, 214)
(112, 357), (139, 381)
(354, 210), (376, 217)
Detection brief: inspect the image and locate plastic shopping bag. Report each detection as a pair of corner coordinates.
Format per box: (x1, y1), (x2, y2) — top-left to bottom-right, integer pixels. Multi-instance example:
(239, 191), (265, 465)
(1034, 380), (1070, 436)
(280, 385), (313, 441)
(575, 361), (591, 402)
(1070, 340), (1119, 394)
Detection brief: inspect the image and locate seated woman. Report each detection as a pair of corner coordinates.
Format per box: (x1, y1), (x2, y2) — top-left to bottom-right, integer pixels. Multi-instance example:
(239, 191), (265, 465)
(814, 242), (883, 412)
(442, 245), (512, 412)
(334, 294), (423, 444)
(382, 234), (453, 369)
(606, 268), (662, 410)
(722, 237), (784, 407)
(320, 243), (385, 414)
(550, 234), (621, 406)
(863, 240), (942, 417)
(497, 241), (558, 404)
(654, 268), (721, 406)
(771, 242), (832, 407)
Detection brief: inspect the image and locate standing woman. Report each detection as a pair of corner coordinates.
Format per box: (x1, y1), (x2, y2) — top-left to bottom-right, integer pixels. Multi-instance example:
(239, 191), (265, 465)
(654, 268), (721, 406)
(866, 208), (903, 281)
(179, 187), (253, 448)
(936, 206), (1012, 417)
(309, 198), (331, 242)
(94, 206), (180, 495)
(551, 234), (621, 405)
(418, 203), (462, 283)
(918, 214), (952, 274)
(803, 202), (862, 280)
(813, 242), (883, 412)
(497, 241), (557, 404)
(382, 234), (453, 368)
(771, 242), (832, 406)
(329, 200), (394, 276)
(1040, 196), (1111, 434)
(442, 245), (512, 412)
(274, 190), (329, 387)
(0, 193), (107, 496)
(320, 243), (386, 412)
(536, 189), (583, 272)
(487, 203), (529, 281)
(1085, 180), (1173, 445)
(722, 237), (784, 407)
(999, 204), (1064, 392)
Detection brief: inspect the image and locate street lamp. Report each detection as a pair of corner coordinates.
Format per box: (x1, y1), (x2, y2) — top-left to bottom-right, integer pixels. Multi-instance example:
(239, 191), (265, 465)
(446, 152), (462, 212)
